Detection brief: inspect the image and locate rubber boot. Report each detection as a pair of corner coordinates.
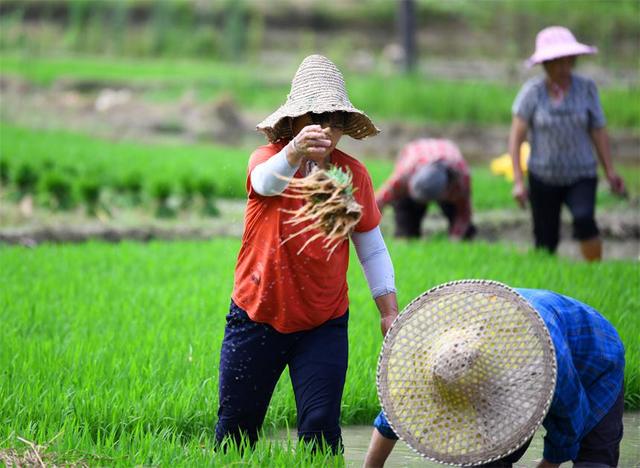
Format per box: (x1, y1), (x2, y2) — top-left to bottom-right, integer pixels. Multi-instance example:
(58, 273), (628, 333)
(580, 237), (602, 262)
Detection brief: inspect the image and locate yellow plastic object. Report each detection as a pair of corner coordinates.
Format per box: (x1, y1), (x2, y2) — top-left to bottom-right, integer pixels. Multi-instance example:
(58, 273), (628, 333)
(490, 142), (530, 181)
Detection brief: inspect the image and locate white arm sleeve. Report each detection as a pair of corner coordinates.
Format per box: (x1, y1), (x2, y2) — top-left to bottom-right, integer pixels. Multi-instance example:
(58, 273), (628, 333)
(251, 144), (300, 196)
(351, 226), (397, 299)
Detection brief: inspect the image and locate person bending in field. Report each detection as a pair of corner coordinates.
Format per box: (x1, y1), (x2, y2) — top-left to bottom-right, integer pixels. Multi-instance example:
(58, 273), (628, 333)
(375, 138), (476, 241)
(364, 285), (625, 468)
(214, 55), (398, 454)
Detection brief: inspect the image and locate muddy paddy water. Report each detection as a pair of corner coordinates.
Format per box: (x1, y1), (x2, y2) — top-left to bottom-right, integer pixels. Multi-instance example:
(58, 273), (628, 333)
(274, 413), (639, 467)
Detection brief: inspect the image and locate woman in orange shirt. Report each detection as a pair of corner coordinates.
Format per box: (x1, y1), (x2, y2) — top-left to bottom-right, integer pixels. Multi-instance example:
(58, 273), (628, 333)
(214, 55), (399, 453)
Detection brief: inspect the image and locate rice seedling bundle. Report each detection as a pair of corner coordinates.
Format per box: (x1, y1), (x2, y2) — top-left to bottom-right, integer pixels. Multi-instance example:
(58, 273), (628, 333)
(281, 166), (362, 259)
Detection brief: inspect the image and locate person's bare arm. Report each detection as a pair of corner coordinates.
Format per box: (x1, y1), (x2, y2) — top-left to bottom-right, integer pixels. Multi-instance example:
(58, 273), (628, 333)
(375, 292), (398, 337)
(590, 127), (627, 196)
(536, 459), (560, 468)
(508, 116), (529, 208)
(363, 429), (398, 468)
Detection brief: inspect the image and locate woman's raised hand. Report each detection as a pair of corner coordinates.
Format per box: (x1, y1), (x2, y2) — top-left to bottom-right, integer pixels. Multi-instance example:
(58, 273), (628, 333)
(287, 125), (332, 166)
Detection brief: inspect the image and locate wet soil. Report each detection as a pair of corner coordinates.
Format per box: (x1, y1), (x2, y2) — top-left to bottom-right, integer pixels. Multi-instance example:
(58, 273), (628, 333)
(1, 199), (638, 261)
(282, 411), (640, 467)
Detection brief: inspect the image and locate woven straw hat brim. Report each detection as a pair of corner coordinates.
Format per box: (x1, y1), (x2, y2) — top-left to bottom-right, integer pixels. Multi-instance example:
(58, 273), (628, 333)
(256, 54), (380, 142)
(257, 106), (380, 143)
(377, 280), (557, 466)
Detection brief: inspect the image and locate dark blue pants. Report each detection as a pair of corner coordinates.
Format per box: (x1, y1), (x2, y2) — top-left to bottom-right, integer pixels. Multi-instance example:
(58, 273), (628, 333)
(478, 388), (624, 467)
(528, 174), (599, 254)
(392, 196), (477, 240)
(214, 300), (349, 453)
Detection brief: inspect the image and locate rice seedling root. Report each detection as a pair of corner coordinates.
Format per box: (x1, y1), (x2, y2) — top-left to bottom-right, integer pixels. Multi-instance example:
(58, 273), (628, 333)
(278, 166), (362, 259)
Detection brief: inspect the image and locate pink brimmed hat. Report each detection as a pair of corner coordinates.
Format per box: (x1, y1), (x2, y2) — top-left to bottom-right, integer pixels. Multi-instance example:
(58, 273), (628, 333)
(527, 26), (597, 67)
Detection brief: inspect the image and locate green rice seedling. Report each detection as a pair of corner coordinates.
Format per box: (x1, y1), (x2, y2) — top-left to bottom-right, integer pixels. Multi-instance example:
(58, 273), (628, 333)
(196, 178), (220, 217)
(59, 164), (80, 178)
(0, 124), (248, 201)
(14, 162), (39, 197)
(0, 239), (637, 464)
(1, 123), (638, 215)
(114, 172), (144, 206)
(79, 178), (104, 217)
(151, 180), (175, 218)
(41, 172), (74, 210)
(180, 175), (196, 209)
(0, 159), (9, 187)
(124, 172), (144, 204)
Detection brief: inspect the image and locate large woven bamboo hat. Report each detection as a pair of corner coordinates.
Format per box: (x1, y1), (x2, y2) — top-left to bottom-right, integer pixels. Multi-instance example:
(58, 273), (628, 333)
(256, 54), (380, 143)
(377, 280), (557, 466)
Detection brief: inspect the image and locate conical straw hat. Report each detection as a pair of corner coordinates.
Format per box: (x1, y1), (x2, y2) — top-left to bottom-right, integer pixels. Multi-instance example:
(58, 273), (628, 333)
(377, 280), (556, 466)
(256, 54), (380, 143)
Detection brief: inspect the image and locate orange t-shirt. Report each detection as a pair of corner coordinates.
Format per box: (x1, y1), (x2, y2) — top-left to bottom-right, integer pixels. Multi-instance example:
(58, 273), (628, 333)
(232, 142), (381, 333)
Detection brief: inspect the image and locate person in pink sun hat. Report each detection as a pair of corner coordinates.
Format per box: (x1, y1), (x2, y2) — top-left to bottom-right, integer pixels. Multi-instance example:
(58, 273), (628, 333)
(526, 26), (598, 67)
(508, 26), (627, 261)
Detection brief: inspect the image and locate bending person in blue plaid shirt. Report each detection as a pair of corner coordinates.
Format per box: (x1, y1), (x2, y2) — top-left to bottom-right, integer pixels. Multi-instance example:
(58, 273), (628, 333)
(365, 288), (625, 468)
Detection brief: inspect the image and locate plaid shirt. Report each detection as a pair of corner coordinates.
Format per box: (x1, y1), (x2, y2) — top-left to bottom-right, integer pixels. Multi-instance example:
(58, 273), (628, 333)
(374, 289), (624, 464)
(375, 139), (472, 238)
(516, 289), (625, 464)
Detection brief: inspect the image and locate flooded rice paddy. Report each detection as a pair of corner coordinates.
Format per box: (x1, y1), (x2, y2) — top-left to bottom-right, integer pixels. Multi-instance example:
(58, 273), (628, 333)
(274, 412), (639, 467)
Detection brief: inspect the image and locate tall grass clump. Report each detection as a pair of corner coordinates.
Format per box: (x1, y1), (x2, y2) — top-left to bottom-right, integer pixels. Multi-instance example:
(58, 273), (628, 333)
(0, 239), (638, 465)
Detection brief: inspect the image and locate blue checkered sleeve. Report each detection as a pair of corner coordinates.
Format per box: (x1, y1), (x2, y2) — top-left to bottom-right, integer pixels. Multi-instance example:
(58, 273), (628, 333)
(516, 289), (625, 464)
(539, 320), (591, 463)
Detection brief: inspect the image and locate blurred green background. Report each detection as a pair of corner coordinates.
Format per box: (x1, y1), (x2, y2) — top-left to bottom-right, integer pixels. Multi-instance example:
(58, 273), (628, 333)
(0, 0), (638, 232)
(1, 2), (639, 465)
